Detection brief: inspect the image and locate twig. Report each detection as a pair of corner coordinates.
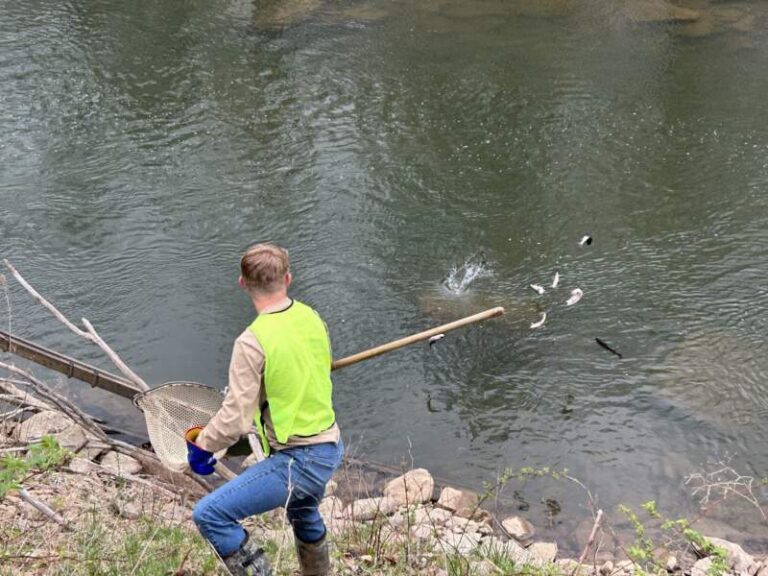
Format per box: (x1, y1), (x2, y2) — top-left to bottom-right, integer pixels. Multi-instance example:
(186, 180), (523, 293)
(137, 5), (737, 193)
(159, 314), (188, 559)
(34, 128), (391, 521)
(574, 509), (603, 574)
(129, 523), (161, 576)
(18, 487), (72, 531)
(174, 547), (193, 576)
(2, 259), (149, 390)
(0, 361), (108, 442)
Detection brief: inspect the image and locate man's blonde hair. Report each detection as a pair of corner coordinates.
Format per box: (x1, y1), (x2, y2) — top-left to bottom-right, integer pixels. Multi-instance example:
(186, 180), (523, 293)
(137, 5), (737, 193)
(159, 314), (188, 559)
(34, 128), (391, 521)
(240, 243), (290, 293)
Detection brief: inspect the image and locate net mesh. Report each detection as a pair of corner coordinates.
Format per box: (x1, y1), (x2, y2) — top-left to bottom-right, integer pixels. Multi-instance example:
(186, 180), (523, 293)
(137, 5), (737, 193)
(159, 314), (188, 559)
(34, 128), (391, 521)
(133, 381), (225, 471)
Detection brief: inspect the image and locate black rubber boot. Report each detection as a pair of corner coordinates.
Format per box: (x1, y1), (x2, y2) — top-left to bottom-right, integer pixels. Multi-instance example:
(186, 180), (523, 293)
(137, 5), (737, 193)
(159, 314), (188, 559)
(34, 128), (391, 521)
(295, 533), (331, 576)
(222, 532), (273, 576)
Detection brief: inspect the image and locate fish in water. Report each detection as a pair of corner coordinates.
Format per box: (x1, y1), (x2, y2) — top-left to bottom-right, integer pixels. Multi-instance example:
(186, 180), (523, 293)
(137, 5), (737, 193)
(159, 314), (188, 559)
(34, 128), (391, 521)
(579, 235), (593, 246)
(428, 333), (445, 347)
(551, 272), (559, 288)
(595, 337), (622, 359)
(566, 288), (583, 306)
(530, 284), (545, 295)
(530, 312), (547, 329)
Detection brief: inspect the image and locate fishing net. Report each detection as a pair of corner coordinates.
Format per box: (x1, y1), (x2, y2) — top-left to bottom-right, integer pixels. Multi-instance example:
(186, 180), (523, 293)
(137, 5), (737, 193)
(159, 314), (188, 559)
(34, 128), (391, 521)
(133, 381), (226, 472)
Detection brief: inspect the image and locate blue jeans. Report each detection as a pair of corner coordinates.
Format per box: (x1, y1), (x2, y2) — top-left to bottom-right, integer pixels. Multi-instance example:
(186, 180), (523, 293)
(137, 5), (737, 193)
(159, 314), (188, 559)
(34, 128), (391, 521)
(193, 440), (344, 557)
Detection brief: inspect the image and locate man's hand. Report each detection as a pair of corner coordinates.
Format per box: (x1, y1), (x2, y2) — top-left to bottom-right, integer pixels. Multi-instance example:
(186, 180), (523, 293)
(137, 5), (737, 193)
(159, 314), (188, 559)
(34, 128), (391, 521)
(185, 427), (217, 475)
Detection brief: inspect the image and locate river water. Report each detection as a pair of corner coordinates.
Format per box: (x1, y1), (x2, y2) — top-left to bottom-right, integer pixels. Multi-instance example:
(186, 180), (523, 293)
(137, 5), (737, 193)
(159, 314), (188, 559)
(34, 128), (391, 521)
(2, 0), (767, 549)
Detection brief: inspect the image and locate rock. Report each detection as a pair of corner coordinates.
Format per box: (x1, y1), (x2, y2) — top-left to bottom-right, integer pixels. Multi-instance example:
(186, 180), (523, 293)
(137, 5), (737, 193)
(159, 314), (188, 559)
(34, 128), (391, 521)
(471, 559), (498, 576)
(384, 469), (434, 506)
(705, 537), (756, 574)
(665, 555), (678, 572)
(502, 516), (536, 545)
(756, 564), (768, 576)
(600, 560), (614, 575)
(528, 542), (557, 565)
(480, 537), (529, 564)
(318, 496), (344, 520)
(557, 559), (591, 576)
(691, 557), (712, 576)
(117, 501), (141, 520)
(437, 487), (479, 517)
(324, 479), (338, 497)
(626, 0), (700, 24)
(100, 451), (142, 476)
(410, 523), (435, 540)
(616, 560), (634, 574)
(68, 457), (101, 475)
(414, 506), (452, 527)
(436, 530), (481, 555)
(18, 410), (73, 442)
(345, 497), (397, 521)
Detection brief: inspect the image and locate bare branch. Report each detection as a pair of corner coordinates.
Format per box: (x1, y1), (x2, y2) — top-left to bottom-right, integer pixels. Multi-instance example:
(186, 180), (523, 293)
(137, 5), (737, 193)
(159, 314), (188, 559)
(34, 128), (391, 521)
(0, 361), (108, 442)
(2, 260), (149, 391)
(18, 488), (72, 531)
(575, 509), (603, 570)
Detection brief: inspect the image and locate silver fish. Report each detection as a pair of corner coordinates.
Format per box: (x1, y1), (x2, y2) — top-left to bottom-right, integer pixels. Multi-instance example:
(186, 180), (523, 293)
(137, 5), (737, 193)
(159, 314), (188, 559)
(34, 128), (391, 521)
(579, 235), (593, 246)
(530, 284), (545, 295)
(566, 288), (583, 306)
(428, 333), (446, 347)
(530, 312), (547, 329)
(551, 272), (560, 288)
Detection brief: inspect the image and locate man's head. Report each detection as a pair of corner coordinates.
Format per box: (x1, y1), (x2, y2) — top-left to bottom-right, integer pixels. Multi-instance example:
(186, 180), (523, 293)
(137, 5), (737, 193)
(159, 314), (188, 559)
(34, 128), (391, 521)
(239, 243), (292, 296)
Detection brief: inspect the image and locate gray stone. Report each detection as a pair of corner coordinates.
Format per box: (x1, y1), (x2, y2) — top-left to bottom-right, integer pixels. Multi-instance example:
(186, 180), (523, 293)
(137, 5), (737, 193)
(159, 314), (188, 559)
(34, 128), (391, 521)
(324, 479), (337, 497)
(616, 560), (635, 574)
(665, 555), (678, 572)
(502, 516), (536, 545)
(691, 558), (712, 576)
(437, 530), (481, 555)
(68, 457), (101, 475)
(471, 560), (498, 576)
(17, 411), (70, 440)
(706, 536), (755, 574)
(117, 502), (142, 520)
(557, 559), (592, 576)
(410, 523), (435, 540)
(756, 564), (768, 576)
(100, 451), (142, 476)
(437, 486), (479, 518)
(383, 469), (434, 506)
(480, 537), (529, 564)
(600, 560), (614, 576)
(345, 496), (397, 521)
(528, 542), (557, 565)
(414, 505), (452, 527)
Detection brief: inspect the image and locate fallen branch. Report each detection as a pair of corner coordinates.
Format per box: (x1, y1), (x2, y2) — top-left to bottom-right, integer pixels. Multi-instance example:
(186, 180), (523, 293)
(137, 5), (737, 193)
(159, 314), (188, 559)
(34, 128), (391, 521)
(0, 361), (108, 442)
(18, 487), (72, 531)
(2, 259), (149, 391)
(574, 508), (603, 573)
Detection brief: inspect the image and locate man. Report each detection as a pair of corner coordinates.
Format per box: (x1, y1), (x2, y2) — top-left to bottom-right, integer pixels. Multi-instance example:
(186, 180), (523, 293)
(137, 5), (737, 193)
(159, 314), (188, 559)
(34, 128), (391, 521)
(185, 243), (343, 576)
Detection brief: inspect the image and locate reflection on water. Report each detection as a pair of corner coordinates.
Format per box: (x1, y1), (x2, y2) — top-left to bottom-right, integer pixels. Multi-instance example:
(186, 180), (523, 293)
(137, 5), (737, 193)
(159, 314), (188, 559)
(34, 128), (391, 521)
(1, 0), (768, 547)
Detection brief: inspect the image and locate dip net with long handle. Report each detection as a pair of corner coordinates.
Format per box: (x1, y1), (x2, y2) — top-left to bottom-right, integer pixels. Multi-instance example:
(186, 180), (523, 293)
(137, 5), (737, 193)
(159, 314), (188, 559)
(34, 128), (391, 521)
(133, 381), (226, 472)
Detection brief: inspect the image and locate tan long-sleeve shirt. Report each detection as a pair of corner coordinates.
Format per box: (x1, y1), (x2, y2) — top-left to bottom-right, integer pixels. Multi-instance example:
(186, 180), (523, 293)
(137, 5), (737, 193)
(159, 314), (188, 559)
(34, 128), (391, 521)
(196, 301), (340, 454)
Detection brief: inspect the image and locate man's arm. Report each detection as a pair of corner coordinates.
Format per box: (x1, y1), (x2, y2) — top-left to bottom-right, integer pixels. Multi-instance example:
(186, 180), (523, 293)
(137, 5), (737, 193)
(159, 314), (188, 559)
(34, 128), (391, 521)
(196, 331), (264, 454)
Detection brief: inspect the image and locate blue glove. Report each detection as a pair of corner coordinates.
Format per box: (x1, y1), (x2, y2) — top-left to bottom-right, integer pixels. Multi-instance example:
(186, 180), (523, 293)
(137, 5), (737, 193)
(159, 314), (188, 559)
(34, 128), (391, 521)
(185, 427), (216, 476)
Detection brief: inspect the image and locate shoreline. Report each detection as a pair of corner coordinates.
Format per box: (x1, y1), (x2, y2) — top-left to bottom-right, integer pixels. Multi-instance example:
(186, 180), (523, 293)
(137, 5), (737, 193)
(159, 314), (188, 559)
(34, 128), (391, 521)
(1, 395), (766, 575)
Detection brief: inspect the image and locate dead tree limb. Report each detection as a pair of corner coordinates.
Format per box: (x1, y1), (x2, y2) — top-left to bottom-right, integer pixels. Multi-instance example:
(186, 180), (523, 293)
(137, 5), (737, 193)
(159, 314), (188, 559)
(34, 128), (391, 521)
(18, 488), (72, 531)
(574, 509), (604, 573)
(2, 260), (149, 391)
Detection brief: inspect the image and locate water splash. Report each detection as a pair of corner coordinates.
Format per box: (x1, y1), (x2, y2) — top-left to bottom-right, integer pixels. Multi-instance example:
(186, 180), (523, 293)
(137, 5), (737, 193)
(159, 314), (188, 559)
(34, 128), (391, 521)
(442, 253), (493, 294)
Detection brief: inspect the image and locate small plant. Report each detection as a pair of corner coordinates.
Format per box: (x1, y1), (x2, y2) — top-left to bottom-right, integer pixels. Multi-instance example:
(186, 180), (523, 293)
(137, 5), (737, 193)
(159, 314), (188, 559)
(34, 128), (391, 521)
(0, 436), (70, 498)
(619, 501), (729, 576)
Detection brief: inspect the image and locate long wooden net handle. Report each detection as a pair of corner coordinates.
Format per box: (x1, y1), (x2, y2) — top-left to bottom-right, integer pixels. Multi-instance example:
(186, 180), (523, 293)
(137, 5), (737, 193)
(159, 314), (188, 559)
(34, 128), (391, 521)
(330, 306), (505, 371)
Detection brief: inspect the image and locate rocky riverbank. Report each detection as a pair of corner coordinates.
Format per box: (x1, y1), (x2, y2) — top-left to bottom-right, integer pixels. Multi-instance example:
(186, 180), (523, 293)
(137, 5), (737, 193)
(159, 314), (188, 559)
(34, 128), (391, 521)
(2, 412), (767, 575)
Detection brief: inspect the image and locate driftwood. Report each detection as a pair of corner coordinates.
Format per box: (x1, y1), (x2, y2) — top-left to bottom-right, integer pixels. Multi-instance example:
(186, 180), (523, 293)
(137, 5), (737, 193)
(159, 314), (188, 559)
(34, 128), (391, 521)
(18, 488), (72, 531)
(575, 509), (604, 572)
(2, 260), (149, 391)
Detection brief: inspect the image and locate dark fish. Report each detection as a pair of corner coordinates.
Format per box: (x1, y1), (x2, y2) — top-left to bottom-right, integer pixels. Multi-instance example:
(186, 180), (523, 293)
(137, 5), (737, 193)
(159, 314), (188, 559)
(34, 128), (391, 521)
(595, 337), (622, 359)
(579, 235), (593, 246)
